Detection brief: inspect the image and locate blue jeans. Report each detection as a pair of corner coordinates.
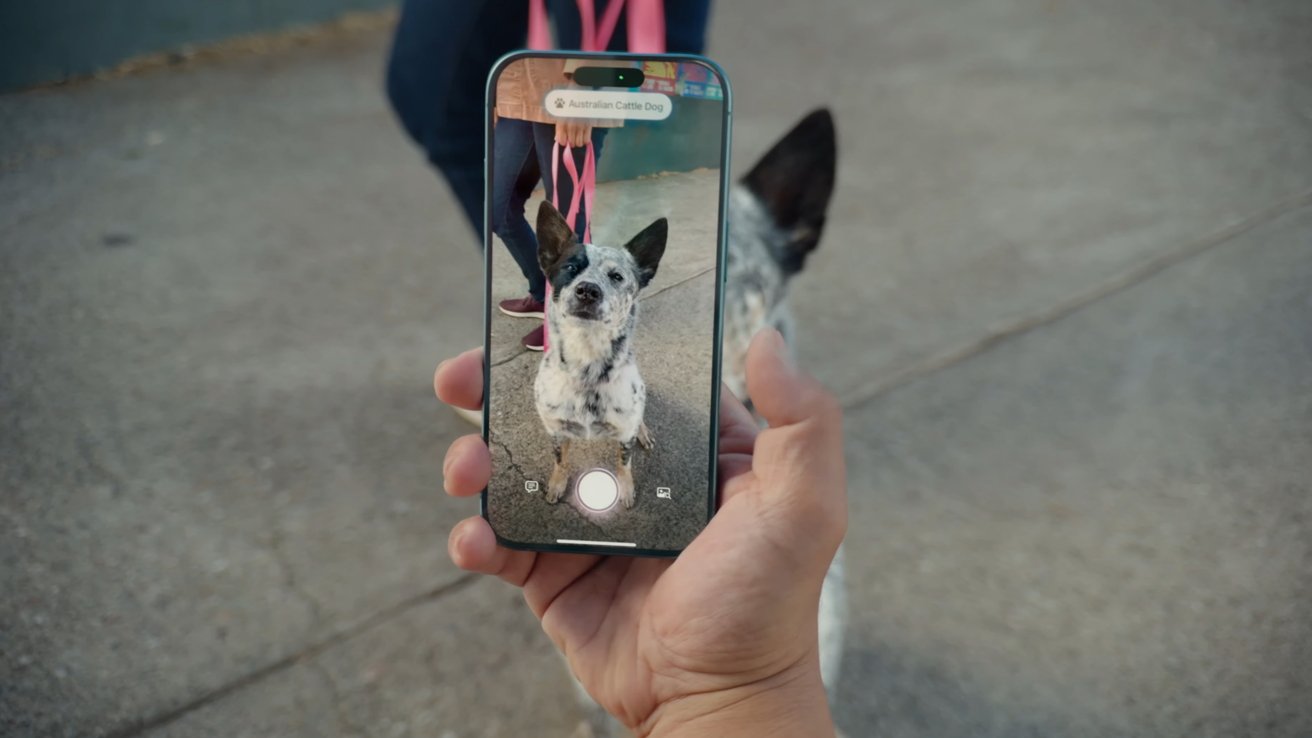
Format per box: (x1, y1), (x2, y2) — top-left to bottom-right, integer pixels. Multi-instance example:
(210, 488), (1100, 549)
(385, 0), (713, 235)
(491, 119), (606, 302)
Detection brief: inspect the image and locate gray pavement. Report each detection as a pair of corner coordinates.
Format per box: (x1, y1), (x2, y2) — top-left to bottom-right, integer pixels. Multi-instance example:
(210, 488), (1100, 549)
(836, 207), (1312, 737)
(2, 1), (1311, 737)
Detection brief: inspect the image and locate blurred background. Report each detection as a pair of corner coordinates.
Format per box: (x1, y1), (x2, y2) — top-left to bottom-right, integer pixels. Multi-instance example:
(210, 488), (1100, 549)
(2, 1), (1311, 736)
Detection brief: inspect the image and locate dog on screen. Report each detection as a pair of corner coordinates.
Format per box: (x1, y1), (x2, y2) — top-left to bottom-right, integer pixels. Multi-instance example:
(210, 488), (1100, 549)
(533, 201), (666, 510)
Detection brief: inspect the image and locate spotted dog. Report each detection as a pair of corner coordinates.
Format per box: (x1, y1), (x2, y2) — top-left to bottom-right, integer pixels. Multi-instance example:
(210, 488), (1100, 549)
(722, 108), (836, 402)
(533, 201), (666, 509)
(574, 110), (845, 737)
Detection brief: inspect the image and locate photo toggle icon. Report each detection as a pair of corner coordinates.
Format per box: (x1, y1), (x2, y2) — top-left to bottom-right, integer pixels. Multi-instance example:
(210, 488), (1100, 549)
(576, 469), (620, 511)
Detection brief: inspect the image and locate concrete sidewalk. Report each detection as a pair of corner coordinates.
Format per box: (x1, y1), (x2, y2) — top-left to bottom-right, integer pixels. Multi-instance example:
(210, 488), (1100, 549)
(3, 1), (1311, 736)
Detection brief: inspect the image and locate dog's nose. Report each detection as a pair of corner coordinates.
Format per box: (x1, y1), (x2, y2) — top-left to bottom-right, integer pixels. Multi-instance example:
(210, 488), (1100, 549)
(574, 281), (602, 304)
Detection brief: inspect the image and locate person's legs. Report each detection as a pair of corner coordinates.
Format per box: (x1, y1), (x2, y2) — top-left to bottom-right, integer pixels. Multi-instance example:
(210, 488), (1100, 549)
(386, 0), (528, 238)
(387, 0), (713, 239)
(663, 0), (713, 53)
(492, 119), (549, 304)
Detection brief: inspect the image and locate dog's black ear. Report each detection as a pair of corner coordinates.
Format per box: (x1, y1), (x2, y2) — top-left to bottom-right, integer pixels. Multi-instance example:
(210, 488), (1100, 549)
(536, 201), (579, 275)
(623, 217), (667, 288)
(741, 108), (836, 275)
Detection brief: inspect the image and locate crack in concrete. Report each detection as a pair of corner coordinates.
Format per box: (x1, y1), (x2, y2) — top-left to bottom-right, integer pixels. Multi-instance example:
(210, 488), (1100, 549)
(308, 660), (365, 738)
(640, 265), (714, 302)
(490, 346), (529, 368)
(74, 428), (126, 497)
(268, 525), (327, 628)
(102, 574), (479, 738)
(489, 436), (530, 483)
(839, 189), (1312, 412)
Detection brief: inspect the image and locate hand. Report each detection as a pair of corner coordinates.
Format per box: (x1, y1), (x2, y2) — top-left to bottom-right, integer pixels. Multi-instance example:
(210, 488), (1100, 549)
(555, 119), (593, 148)
(436, 329), (847, 736)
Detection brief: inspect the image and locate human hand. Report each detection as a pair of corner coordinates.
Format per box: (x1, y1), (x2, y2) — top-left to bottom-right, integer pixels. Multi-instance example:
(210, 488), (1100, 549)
(555, 119), (593, 148)
(436, 329), (846, 736)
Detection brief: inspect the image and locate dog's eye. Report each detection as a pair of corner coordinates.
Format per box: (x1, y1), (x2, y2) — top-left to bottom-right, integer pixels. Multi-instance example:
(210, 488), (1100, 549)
(608, 271), (624, 284)
(563, 263), (578, 275)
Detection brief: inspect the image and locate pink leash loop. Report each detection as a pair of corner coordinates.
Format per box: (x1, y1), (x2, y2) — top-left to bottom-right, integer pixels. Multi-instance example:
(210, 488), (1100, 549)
(560, 142), (586, 235)
(528, 0), (552, 49)
(550, 139), (595, 244)
(530, 0), (666, 352)
(581, 144), (596, 243)
(623, 0), (665, 53)
(595, 0), (625, 51)
(550, 138), (561, 210)
(532, 0), (664, 53)
(594, 0), (664, 53)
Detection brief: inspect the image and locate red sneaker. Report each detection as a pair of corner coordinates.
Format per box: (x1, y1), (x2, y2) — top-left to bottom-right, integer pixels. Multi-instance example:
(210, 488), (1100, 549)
(499, 295), (545, 319)
(522, 323), (545, 351)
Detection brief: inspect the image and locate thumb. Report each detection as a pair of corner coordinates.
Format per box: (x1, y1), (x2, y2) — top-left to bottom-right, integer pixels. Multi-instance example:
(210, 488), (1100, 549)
(743, 329), (847, 532)
(745, 328), (837, 429)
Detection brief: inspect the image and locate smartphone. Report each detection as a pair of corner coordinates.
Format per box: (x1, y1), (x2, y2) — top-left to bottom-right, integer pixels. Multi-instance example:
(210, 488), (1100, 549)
(482, 51), (731, 556)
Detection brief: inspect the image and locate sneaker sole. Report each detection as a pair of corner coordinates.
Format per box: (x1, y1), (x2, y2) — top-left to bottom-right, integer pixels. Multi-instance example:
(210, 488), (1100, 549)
(524, 343), (545, 352)
(499, 307), (545, 319)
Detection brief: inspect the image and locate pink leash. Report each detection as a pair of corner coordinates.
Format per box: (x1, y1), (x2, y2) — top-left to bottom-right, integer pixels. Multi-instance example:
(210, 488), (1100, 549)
(529, 0), (666, 53)
(529, 0), (665, 350)
(551, 142), (597, 244)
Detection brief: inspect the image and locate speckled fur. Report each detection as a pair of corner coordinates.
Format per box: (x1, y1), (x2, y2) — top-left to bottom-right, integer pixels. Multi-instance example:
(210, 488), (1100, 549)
(721, 187), (798, 399)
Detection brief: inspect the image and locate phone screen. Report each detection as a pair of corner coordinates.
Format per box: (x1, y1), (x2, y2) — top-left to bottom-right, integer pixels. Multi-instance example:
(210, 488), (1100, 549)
(483, 53), (730, 555)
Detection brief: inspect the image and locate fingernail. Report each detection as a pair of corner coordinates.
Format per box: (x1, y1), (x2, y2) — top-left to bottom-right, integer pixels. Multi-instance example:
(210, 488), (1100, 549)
(770, 328), (796, 370)
(449, 526), (466, 561)
(442, 447), (454, 485)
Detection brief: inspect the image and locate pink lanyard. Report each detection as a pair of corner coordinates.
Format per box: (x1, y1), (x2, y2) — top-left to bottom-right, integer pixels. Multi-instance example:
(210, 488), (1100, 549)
(531, 0), (666, 241)
(550, 140), (598, 243)
(529, 0), (666, 54)
(529, 0), (664, 349)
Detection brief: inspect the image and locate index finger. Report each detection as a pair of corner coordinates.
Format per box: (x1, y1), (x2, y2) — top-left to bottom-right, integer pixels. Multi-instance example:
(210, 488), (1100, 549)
(435, 347), (485, 411)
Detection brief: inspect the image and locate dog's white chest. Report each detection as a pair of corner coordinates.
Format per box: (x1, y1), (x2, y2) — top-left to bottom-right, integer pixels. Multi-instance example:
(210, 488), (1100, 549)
(534, 355), (645, 442)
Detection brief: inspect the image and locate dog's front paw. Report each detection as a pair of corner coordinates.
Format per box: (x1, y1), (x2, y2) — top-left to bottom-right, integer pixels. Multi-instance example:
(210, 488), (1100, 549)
(547, 464), (570, 503)
(636, 422), (654, 451)
(616, 467), (635, 509)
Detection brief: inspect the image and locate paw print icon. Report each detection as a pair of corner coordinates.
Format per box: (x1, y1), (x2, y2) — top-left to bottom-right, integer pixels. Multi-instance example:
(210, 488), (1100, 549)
(553, 97), (566, 110)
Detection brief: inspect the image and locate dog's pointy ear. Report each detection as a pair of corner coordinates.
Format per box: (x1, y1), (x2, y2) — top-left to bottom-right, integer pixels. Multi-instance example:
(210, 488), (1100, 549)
(623, 217), (667, 288)
(741, 108), (836, 275)
(537, 201), (579, 275)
